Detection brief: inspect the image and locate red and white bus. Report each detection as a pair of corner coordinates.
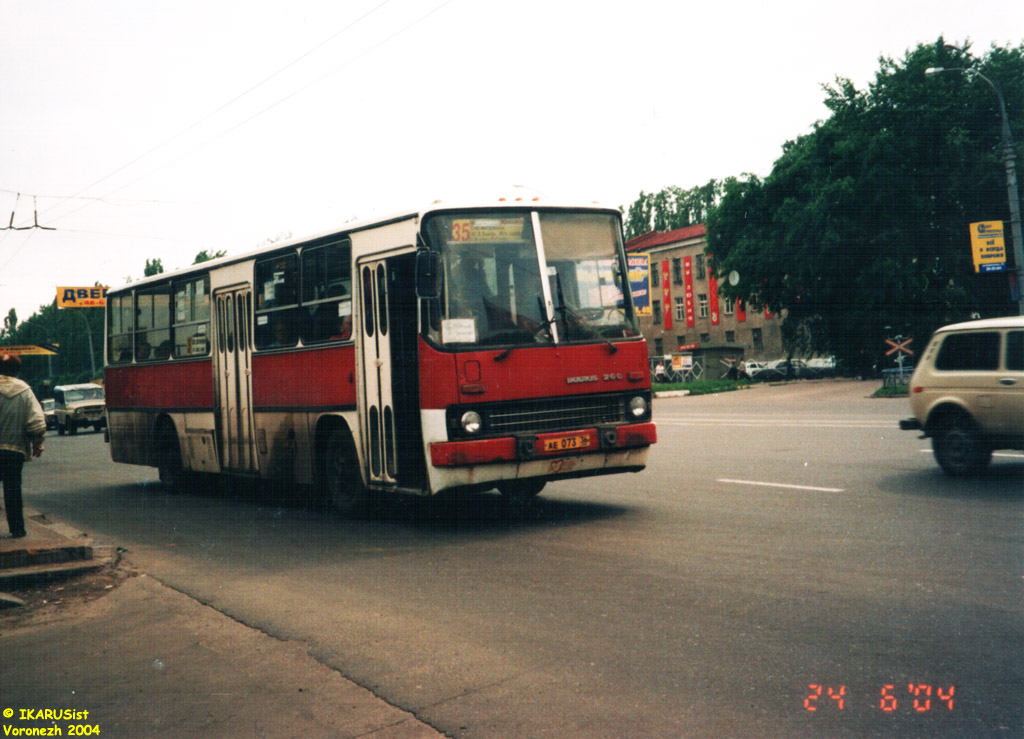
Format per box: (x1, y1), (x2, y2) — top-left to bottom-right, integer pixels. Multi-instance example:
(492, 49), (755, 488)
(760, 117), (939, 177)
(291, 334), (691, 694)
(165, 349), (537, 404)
(104, 200), (656, 512)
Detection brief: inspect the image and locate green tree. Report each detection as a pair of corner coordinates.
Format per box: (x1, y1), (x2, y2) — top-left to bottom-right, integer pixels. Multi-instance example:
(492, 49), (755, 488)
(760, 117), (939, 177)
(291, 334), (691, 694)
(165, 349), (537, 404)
(622, 181), (723, 241)
(2, 308), (16, 339)
(706, 39), (1023, 373)
(193, 249), (227, 264)
(144, 258), (164, 276)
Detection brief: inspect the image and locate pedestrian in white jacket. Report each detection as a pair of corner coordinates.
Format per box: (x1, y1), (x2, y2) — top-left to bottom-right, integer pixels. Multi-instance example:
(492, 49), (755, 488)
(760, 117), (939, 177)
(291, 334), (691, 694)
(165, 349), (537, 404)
(0, 353), (45, 538)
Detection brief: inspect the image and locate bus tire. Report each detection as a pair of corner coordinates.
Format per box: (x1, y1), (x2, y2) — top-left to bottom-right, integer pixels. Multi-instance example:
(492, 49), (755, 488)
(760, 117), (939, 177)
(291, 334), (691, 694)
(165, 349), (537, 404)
(156, 422), (187, 491)
(323, 430), (367, 516)
(498, 478), (546, 503)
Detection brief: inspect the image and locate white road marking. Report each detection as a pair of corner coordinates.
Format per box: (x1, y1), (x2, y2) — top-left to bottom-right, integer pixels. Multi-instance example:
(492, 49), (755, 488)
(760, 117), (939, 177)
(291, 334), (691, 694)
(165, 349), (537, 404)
(658, 419), (895, 429)
(919, 449), (1024, 459)
(717, 478), (846, 493)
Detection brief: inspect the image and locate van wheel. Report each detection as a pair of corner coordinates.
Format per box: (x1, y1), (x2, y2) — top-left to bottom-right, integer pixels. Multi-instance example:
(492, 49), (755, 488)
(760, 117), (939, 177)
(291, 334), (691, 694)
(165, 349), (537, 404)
(933, 418), (992, 476)
(322, 430), (367, 515)
(57, 421), (65, 436)
(69, 420), (78, 435)
(156, 424), (187, 490)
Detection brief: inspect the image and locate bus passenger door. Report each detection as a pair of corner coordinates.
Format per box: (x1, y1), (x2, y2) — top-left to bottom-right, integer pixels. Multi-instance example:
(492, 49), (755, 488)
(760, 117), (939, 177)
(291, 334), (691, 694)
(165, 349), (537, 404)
(358, 259), (398, 486)
(214, 287), (257, 473)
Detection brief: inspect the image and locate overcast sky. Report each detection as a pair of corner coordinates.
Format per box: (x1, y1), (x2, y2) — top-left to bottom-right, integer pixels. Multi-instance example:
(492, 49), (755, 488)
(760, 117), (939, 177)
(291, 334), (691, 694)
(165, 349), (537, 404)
(2, 0), (1022, 323)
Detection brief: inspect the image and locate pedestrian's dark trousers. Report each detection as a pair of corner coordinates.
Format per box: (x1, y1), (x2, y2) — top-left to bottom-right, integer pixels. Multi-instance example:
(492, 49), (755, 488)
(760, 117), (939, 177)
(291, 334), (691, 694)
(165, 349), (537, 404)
(0, 450), (26, 536)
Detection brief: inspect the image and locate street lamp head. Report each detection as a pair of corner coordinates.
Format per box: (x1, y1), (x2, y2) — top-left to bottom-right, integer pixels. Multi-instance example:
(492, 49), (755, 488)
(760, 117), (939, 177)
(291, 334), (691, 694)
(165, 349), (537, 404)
(925, 67), (944, 76)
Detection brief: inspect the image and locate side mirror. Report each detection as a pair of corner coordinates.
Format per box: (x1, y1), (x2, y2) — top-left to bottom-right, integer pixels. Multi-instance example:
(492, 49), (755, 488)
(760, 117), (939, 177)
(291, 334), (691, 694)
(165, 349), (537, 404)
(415, 250), (441, 300)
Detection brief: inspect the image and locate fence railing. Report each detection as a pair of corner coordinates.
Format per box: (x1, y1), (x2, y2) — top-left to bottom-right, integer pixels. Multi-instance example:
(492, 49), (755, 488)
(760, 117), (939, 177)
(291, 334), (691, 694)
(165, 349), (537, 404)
(882, 367), (914, 387)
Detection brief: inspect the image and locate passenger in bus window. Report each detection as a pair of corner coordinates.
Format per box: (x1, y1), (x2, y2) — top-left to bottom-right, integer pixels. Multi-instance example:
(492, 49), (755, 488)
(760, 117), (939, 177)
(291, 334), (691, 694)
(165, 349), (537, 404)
(269, 315), (296, 347)
(451, 254), (496, 333)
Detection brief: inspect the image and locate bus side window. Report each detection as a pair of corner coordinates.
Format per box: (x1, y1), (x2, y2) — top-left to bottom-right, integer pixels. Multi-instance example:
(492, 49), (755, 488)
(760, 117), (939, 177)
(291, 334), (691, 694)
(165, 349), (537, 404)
(255, 252), (300, 349)
(300, 240), (351, 344)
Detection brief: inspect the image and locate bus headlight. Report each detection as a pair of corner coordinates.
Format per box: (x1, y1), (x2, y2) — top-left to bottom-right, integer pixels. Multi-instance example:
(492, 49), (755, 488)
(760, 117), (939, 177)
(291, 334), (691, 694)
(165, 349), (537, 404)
(628, 396), (648, 419)
(461, 411), (483, 435)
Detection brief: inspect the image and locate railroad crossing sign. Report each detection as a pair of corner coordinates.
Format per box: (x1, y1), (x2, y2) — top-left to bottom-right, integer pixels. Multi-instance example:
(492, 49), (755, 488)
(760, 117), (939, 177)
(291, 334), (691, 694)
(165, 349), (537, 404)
(884, 337), (914, 357)
(884, 336), (914, 373)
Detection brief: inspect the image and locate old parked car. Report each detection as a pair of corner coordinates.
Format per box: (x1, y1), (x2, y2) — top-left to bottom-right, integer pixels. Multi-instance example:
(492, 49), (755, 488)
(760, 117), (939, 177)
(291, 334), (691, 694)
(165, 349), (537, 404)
(53, 383), (106, 436)
(762, 358), (809, 380)
(41, 398), (56, 429)
(743, 360), (768, 380)
(899, 316), (1024, 475)
(806, 356), (837, 377)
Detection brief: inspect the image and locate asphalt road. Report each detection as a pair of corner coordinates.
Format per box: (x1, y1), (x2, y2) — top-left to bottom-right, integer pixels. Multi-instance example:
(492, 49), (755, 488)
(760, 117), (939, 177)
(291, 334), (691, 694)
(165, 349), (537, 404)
(18, 380), (1024, 737)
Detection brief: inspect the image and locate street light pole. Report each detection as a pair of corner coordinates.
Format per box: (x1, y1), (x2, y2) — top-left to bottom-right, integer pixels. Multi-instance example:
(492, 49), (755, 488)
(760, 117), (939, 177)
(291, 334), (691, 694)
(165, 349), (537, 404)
(61, 308), (97, 380)
(926, 66), (1024, 315)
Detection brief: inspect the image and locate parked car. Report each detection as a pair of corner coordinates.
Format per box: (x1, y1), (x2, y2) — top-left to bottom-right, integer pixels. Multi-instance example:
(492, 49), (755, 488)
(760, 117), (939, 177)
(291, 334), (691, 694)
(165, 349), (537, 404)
(762, 358), (809, 380)
(41, 398), (56, 429)
(53, 383), (106, 435)
(899, 316), (1024, 475)
(743, 361), (768, 380)
(806, 356), (837, 377)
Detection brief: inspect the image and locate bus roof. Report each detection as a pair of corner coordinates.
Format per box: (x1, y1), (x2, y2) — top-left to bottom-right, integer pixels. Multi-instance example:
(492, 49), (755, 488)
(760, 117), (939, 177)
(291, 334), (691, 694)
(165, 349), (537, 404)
(107, 199), (622, 296)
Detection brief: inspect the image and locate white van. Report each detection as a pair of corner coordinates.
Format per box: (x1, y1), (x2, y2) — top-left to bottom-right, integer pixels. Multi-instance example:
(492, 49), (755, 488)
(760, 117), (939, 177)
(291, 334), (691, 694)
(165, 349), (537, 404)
(899, 316), (1024, 475)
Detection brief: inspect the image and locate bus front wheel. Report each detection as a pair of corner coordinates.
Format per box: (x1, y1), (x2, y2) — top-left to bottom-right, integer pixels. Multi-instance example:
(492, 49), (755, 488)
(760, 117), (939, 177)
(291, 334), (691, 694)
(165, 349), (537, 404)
(498, 478), (546, 503)
(323, 430), (367, 516)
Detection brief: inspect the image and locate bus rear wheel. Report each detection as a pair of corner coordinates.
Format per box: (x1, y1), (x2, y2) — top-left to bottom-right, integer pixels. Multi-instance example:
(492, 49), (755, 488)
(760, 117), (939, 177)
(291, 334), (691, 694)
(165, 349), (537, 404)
(323, 430), (367, 516)
(156, 423), (187, 491)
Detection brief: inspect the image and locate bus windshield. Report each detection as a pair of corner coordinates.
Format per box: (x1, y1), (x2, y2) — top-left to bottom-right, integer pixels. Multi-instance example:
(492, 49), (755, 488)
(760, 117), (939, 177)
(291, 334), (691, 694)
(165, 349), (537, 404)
(423, 211), (637, 349)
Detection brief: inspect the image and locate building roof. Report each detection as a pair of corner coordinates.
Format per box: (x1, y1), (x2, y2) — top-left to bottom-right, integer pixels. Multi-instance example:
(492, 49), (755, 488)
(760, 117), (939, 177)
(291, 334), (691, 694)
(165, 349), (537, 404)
(625, 224), (706, 252)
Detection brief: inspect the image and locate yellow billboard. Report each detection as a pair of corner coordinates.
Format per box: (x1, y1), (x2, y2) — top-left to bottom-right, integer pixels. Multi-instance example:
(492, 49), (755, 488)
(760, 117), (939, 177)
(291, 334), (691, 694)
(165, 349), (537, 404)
(57, 286), (109, 308)
(969, 221), (1007, 273)
(0, 345), (58, 356)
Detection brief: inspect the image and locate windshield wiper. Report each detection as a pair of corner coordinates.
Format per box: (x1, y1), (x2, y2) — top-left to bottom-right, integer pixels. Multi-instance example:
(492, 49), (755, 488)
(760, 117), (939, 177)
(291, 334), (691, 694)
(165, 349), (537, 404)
(555, 302), (617, 354)
(494, 297), (556, 361)
(554, 274), (617, 354)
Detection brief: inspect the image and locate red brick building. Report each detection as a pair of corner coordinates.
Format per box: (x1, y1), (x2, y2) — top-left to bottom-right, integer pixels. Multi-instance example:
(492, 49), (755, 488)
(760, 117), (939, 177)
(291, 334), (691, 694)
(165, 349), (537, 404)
(625, 225), (784, 376)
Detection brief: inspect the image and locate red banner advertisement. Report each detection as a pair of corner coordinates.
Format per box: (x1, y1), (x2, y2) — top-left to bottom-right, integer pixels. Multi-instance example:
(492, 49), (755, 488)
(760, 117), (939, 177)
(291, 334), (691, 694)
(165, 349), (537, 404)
(661, 260), (672, 330)
(709, 274), (720, 325)
(683, 256), (695, 327)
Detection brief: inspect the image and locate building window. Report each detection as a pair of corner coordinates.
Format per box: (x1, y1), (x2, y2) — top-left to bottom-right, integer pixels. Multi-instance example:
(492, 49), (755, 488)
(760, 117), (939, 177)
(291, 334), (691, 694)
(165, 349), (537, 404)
(725, 330), (735, 343)
(654, 338), (663, 356)
(700, 333), (710, 344)
(752, 328), (763, 351)
(676, 335), (686, 348)
(652, 299), (661, 318)
(674, 296), (686, 320)
(698, 293), (709, 319)
(695, 254), (706, 280)
(723, 297), (734, 316)
(651, 263), (660, 287)
(672, 258), (683, 284)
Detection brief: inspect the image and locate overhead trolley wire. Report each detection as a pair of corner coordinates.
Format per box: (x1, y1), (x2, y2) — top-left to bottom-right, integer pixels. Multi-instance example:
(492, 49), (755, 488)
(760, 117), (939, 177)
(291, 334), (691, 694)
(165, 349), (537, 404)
(42, 0), (400, 226)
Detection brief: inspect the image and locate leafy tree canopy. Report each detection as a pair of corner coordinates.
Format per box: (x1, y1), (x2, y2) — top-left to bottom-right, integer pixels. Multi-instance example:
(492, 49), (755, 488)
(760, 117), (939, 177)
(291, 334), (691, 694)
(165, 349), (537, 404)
(144, 258), (164, 276)
(622, 180), (723, 241)
(705, 39), (1023, 372)
(193, 249), (227, 264)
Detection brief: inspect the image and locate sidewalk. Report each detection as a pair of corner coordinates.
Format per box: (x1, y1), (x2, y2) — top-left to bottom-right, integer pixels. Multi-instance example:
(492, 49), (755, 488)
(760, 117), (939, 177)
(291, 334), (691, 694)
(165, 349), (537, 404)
(0, 509), (445, 739)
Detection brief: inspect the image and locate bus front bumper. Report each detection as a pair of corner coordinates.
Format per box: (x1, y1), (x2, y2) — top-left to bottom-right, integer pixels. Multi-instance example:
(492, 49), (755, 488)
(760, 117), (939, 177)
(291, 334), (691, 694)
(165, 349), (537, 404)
(429, 422), (657, 467)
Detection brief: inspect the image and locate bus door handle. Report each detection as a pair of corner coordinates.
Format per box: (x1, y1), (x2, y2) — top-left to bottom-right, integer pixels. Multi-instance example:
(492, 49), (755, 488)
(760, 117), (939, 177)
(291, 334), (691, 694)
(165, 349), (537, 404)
(999, 377), (1017, 386)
